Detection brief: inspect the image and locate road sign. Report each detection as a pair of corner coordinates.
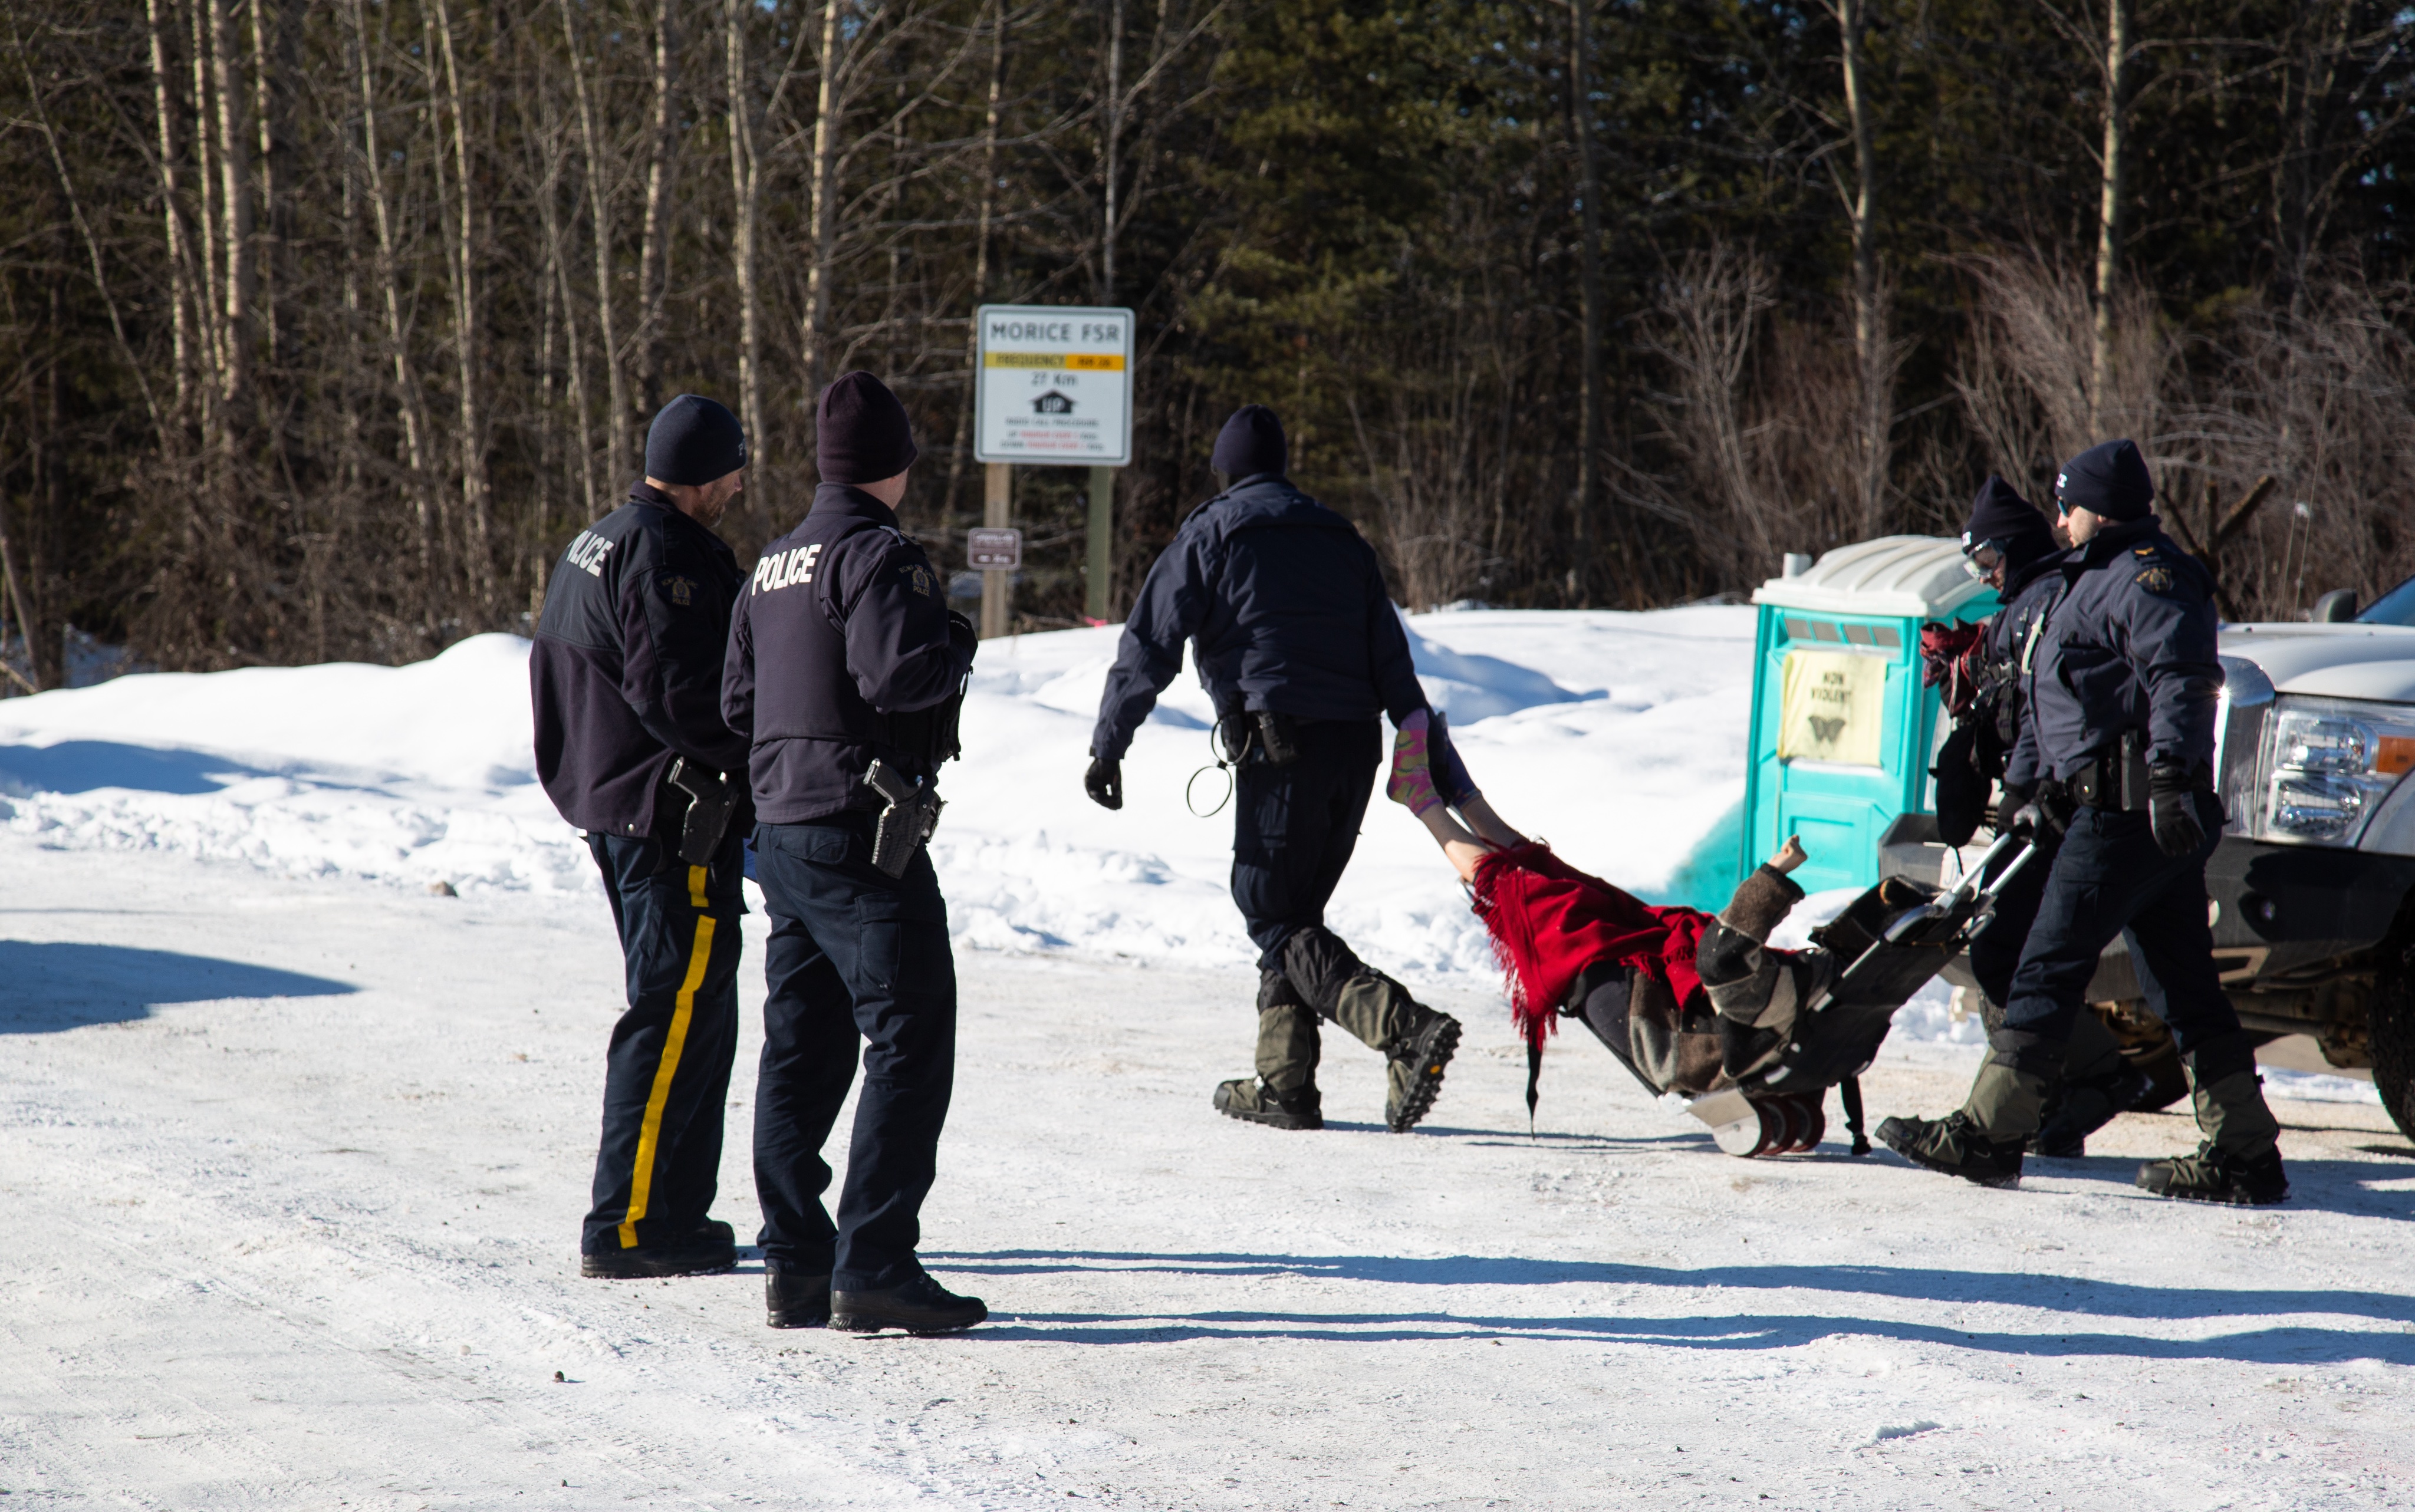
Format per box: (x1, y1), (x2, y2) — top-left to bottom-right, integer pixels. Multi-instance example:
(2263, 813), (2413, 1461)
(966, 527), (1023, 569)
(975, 305), (1133, 466)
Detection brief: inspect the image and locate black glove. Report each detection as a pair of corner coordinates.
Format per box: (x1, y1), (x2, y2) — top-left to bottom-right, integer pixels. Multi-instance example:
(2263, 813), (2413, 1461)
(1084, 756), (1123, 811)
(2149, 762), (2207, 858)
(947, 609), (978, 663)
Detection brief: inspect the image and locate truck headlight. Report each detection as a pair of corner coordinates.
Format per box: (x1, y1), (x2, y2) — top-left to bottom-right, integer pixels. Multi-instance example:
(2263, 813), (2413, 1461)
(2261, 699), (2415, 844)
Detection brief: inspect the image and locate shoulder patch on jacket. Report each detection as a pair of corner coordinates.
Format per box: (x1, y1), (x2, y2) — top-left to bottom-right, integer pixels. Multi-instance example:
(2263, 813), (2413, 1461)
(657, 571), (698, 607)
(904, 562), (935, 598)
(2134, 563), (2177, 595)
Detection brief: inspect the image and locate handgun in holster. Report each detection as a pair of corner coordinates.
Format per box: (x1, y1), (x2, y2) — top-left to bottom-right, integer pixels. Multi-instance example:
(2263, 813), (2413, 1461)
(863, 758), (945, 879)
(665, 757), (738, 866)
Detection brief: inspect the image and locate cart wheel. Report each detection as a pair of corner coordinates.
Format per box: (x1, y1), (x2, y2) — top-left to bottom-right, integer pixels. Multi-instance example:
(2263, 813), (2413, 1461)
(1787, 1095), (1827, 1153)
(1709, 1101), (1773, 1157)
(1762, 1097), (1805, 1157)
(2373, 946), (2415, 1147)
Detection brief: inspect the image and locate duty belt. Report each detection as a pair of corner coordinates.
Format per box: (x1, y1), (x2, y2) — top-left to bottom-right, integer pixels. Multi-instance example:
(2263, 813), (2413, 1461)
(2067, 732), (2212, 812)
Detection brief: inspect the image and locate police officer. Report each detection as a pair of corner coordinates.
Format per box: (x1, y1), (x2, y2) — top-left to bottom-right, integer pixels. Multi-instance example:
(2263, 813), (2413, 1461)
(1880, 440), (2288, 1204)
(531, 394), (753, 1278)
(1934, 477), (2146, 1158)
(722, 371), (984, 1333)
(1084, 404), (1462, 1134)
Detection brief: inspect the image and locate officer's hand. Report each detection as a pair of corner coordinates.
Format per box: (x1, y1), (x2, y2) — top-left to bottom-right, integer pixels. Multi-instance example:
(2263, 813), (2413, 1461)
(947, 609), (977, 663)
(2149, 762), (2207, 858)
(2006, 801), (2045, 840)
(1084, 756), (1123, 811)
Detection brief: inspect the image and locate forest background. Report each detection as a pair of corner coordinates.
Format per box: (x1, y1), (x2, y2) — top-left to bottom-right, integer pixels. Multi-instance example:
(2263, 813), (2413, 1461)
(0, 0), (2409, 681)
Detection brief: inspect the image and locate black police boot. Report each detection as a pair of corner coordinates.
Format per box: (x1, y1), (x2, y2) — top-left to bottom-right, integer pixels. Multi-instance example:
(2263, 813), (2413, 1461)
(1876, 1112), (2027, 1188)
(1213, 1077), (1324, 1131)
(2135, 1142), (2289, 1205)
(830, 1271), (988, 1335)
(2031, 1062), (2150, 1159)
(580, 1219), (738, 1279)
(766, 1269), (832, 1328)
(1386, 1009), (1462, 1133)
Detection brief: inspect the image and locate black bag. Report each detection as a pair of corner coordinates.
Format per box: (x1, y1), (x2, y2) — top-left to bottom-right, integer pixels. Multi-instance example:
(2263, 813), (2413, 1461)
(1932, 722), (1987, 848)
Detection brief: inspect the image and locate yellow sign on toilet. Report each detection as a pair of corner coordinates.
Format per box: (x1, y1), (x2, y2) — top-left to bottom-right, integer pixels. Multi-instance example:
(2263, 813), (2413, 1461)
(1776, 649), (1886, 766)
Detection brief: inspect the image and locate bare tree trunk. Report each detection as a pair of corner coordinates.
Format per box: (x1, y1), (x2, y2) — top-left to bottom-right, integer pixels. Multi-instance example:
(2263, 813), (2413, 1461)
(189, 0), (225, 419)
(801, 0), (846, 403)
(1834, 0), (1888, 535)
(635, 0), (680, 423)
(944, 0), (1007, 534)
(206, 0), (253, 412)
(1568, 0), (1602, 598)
(1100, 0), (1124, 301)
(725, 0), (763, 457)
(2091, 0), (2134, 436)
(146, 0), (196, 417)
(434, 0), (494, 614)
(558, 0), (630, 476)
(246, 0), (287, 368)
(538, 68), (598, 527)
(350, 0), (437, 628)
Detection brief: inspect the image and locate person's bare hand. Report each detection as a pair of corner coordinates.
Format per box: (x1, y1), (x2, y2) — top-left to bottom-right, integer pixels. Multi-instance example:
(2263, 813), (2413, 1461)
(1768, 834), (1808, 875)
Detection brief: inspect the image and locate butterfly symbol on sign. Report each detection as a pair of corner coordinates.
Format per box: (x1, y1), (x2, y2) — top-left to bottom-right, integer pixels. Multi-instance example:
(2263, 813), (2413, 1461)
(1809, 716), (1846, 743)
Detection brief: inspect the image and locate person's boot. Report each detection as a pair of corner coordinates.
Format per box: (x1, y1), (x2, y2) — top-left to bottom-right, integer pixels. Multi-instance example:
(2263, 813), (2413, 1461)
(766, 1268), (832, 1329)
(1215, 969), (1325, 1129)
(830, 1270), (988, 1335)
(1213, 1076), (1324, 1131)
(580, 1218), (738, 1278)
(1876, 1058), (2049, 1188)
(2032, 1062), (2149, 1158)
(1282, 927), (1460, 1132)
(2136, 1036), (2288, 1204)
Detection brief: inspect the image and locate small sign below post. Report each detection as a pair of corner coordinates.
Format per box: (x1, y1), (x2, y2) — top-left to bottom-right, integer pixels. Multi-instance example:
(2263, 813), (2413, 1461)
(975, 305), (1133, 465)
(966, 527), (1023, 571)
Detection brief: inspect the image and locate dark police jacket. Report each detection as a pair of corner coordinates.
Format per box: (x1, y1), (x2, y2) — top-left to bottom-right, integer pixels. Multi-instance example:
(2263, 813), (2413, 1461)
(2023, 517), (2223, 782)
(723, 484), (974, 825)
(1089, 474), (1427, 760)
(1986, 556), (2068, 793)
(531, 483), (752, 841)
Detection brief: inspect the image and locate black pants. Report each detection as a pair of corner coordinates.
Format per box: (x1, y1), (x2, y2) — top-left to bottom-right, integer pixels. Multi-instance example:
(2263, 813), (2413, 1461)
(2001, 794), (2241, 1061)
(1966, 832), (2051, 1010)
(751, 815), (957, 1292)
(583, 831), (745, 1256)
(1230, 717), (1381, 970)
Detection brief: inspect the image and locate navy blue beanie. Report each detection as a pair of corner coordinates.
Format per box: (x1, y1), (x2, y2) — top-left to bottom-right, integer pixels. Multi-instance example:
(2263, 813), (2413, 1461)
(817, 371), (920, 485)
(2055, 439), (2155, 521)
(644, 394), (747, 486)
(1962, 475), (2058, 569)
(1210, 404), (1287, 479)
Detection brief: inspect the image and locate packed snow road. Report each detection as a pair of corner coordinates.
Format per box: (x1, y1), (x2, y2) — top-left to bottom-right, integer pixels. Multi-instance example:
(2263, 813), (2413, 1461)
(5, 832), (2413, 1510)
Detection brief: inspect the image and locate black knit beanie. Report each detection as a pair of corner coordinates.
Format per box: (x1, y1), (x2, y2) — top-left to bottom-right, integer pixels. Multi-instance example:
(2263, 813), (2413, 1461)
(816, 371), (920, 486)
(2055, 439), (2156, 521)
(1962, 475), (2058, 570)
(644, 394), (748, 486)
(1210, 404), (1287, 479)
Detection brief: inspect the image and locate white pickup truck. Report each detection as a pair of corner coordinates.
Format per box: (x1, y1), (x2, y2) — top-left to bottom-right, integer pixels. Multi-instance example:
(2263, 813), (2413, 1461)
(2199, 579), (2415, 1141)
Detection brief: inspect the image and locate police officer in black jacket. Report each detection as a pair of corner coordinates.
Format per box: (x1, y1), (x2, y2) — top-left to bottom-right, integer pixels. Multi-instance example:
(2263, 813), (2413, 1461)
(723, 371), (984, 1333)
(1084, 404), (1462, 1135)
(1880, 440), (2288, 1204)
(531, 394), (753, 1278)
(1933, 477), (2146, 1158)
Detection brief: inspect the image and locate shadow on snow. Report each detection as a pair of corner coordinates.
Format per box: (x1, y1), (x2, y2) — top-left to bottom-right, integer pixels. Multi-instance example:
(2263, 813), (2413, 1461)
(0, 941), (355, 1032)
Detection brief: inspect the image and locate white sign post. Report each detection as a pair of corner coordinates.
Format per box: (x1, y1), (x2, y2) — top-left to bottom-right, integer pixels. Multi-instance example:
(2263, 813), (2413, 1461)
(974, 305), (1134, 631)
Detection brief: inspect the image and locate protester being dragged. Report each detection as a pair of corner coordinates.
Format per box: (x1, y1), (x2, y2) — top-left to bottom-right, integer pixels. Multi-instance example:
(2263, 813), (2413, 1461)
(1920, 477), (2148, 1159)
(531, 394), (754, 1280)
(722, 371), (986, 1333)
(1083, 404), (1462, 1135)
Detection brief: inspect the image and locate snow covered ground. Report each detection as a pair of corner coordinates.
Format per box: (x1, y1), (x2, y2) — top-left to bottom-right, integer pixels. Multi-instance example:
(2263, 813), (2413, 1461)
(5, 609), (2411, 1506)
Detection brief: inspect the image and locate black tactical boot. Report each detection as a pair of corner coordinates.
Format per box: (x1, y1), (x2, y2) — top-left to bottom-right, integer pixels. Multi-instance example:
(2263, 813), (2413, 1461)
(2031, 1062), (2149, 1159)
(766, 1269), (832, 1328)
(830, 1271), (988, 1335)
(2135, 1142), (2289, 1205)
(1876, 1112), (2027, 1188)
(1213, 1077), (1324, 1131)
(580, 1218), (738, 1279)
(1386, 1009), (1462, 1133)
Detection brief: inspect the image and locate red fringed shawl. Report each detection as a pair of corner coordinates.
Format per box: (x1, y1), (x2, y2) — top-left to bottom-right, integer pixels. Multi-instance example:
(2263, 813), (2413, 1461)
(1470, 842), (1713, 1052)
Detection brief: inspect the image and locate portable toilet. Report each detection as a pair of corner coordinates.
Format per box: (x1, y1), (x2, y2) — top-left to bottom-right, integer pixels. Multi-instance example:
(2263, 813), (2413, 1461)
(1738, 536), (1999, 897)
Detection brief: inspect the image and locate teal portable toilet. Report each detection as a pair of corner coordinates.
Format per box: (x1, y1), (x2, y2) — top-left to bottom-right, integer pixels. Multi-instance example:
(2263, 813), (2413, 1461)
(1738, 536), (2000, 897)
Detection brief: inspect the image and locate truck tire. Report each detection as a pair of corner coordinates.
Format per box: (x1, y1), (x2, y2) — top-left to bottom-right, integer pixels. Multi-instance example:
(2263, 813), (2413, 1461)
(2371, 954), (2415, 1145)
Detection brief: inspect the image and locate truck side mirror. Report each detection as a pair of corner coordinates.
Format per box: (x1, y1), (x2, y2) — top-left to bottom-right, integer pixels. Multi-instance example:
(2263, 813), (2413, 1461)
(2313, 589), (2359, 623)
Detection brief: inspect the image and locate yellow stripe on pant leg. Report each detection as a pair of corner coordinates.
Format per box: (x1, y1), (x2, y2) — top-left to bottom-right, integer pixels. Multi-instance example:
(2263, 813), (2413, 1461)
(618, 865), (717, 1249)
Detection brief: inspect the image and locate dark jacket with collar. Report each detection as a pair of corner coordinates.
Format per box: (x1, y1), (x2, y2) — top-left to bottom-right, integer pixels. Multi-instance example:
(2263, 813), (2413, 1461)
(529, 482), (752, 840)
(1088, 474), (1427, 761)
(722, 483), (975, 825)
(1985, 554), (2069, 792)
(2024, 516), (2224, 782)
